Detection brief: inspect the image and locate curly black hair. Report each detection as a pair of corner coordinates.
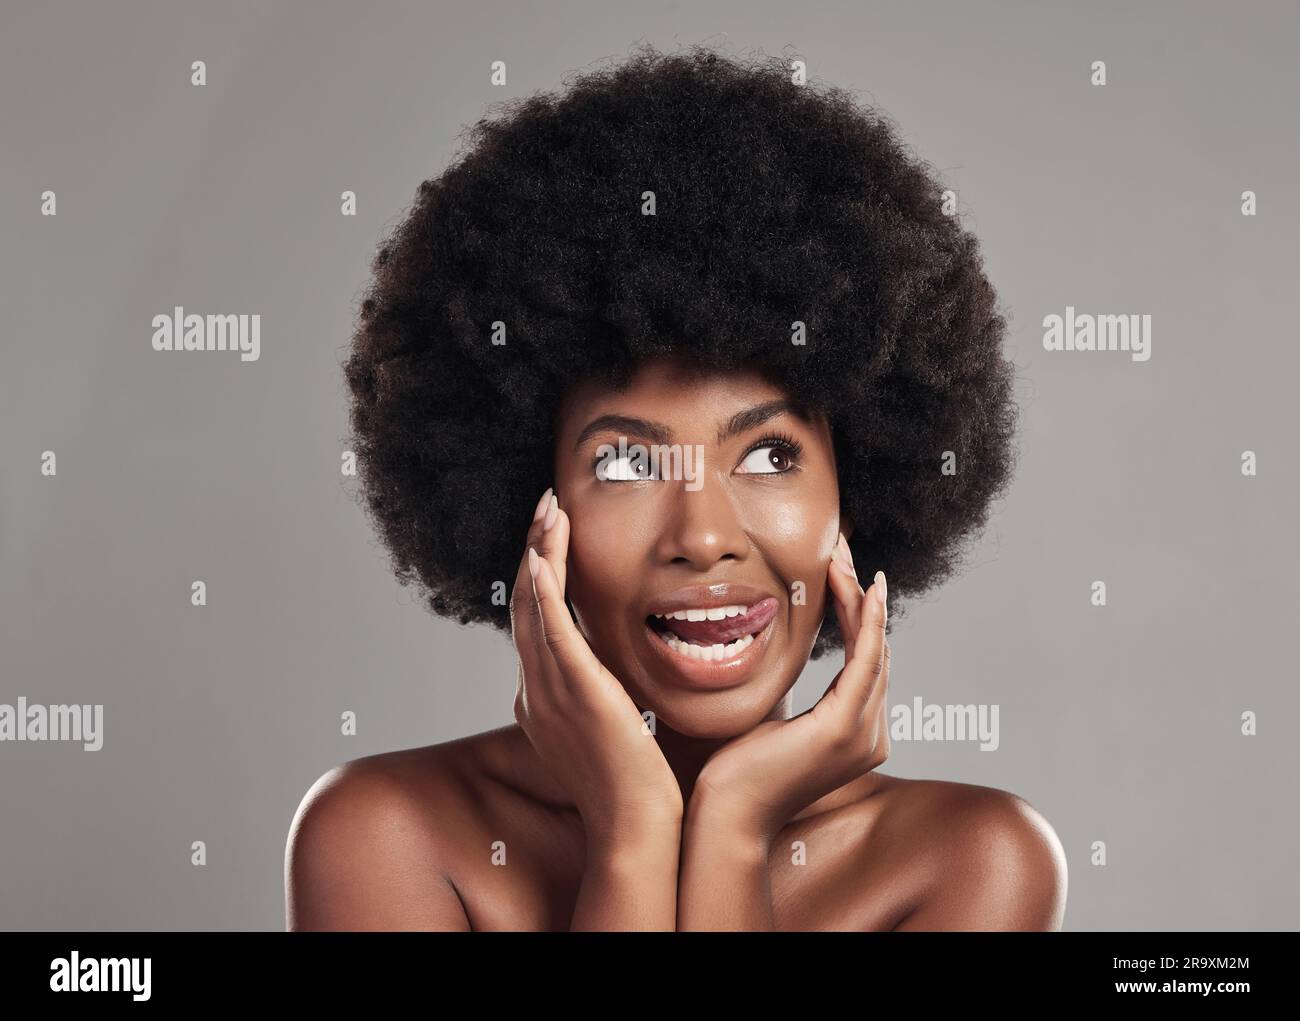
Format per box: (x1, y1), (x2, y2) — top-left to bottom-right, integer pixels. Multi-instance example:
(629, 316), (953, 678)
(343, 43), (1019, 660)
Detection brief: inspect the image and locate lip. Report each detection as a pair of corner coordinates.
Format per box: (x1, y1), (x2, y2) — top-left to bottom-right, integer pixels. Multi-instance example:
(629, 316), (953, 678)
(644, 581), (781, 619)
(641, 582), (780, 691)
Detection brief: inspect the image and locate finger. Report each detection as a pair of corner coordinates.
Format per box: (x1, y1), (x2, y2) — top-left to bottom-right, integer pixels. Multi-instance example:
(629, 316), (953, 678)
(533, 492), (569, 596)
(868, 638), (891, 713)
(826, 532), (864, 664)
(528, 543), (604, 696)
(864, 637), (892, 756)
(510, 487), (557, 649)
(833, 570), (888, 716)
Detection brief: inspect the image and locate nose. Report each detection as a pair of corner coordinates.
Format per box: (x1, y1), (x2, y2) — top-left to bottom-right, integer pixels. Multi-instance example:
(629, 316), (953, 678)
(652, 471), (750, 570)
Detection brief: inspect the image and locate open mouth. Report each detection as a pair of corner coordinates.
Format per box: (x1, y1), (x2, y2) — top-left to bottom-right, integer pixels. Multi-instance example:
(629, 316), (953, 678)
(645, 598), (779, 663)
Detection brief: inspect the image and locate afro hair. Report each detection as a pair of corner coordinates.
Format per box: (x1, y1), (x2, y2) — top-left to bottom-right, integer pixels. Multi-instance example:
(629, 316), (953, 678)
(343, 43), (1020, 659)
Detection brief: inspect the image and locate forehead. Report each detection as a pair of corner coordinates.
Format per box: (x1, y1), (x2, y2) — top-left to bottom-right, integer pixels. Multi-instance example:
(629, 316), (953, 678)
(556, 355), (791, 431)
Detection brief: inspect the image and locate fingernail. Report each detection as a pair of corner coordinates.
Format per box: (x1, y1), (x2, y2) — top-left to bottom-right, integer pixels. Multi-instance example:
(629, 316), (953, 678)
(533, 488), (553, 523)
(874, 570), (887, 608)
(528, 546), (539, 579)
(542, 493), (559, 531)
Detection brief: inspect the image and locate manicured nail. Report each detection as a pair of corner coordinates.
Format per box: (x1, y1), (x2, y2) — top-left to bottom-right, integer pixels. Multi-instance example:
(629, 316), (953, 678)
(542, 493), (559, 531)
(874, 570), (887, 608)
(533, 488), (553, 523)
(528, 546), (539, 578)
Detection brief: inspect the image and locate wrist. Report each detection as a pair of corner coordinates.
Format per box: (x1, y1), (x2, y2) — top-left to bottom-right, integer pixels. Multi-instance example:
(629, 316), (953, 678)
(684, 793), (775, 856)
(585, 809), (682, 857)
(584, 829), (682, 885)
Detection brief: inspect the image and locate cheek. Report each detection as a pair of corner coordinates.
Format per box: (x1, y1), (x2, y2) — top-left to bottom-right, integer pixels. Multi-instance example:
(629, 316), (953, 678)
(563, 502), (640, 610)
(746, 490), (841, 613)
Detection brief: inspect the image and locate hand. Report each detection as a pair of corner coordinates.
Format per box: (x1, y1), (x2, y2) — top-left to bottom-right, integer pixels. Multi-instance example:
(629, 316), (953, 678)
(510, 488), (685, 845)
(690, 532), (891, 842)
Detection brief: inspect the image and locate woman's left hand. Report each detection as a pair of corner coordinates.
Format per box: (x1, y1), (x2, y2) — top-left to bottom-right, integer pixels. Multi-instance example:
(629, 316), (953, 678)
(690, 533), (891, 842)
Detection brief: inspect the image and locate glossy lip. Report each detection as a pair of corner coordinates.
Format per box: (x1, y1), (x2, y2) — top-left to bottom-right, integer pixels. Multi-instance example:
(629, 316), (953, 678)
(641, 582), (780, 691)
(644, 581), (781, 619)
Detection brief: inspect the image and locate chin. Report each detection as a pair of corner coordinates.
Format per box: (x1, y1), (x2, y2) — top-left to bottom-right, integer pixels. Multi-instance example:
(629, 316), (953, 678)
(628, 669), (796, 741)
(656, 709), (775, 741)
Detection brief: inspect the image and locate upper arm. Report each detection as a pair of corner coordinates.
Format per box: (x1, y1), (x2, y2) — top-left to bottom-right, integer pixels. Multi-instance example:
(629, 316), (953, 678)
(284, 762), (471, 931)
(893, 789), (1068, 931)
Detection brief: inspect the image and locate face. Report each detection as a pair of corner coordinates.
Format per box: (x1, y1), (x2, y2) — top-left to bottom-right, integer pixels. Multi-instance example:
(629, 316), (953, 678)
(552, 354), (848, 739)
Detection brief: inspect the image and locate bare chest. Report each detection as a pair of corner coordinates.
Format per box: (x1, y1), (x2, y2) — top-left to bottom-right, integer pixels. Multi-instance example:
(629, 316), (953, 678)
(448, 798), (922, 931)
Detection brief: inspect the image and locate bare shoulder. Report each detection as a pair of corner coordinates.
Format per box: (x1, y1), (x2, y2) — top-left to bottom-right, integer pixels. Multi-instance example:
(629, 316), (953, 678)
(284, 729), (504, 931)
(880, 776), (1068, 931)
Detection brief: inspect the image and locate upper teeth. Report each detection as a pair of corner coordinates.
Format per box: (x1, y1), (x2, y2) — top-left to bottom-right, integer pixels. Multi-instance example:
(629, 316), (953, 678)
(655, 605), (749, 621)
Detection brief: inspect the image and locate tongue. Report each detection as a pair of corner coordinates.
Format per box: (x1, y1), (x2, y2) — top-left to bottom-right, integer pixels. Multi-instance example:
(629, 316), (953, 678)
(659, 597), (778, 645)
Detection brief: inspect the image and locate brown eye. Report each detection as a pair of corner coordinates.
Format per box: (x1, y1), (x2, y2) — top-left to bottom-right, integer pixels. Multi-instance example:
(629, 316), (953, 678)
(738, 445), (793, 474)
(595, 452), (660, 481)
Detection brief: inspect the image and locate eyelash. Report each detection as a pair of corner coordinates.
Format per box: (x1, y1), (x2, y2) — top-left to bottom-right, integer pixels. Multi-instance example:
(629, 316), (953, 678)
(590, 432), (805, 481)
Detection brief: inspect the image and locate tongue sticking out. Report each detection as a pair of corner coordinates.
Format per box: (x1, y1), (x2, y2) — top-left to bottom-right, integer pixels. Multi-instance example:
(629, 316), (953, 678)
(654, 597), (779, 646)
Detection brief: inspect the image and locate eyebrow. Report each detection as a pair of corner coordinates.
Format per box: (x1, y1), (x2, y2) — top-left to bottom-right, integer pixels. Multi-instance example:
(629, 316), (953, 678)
(572, 399), (812, 451)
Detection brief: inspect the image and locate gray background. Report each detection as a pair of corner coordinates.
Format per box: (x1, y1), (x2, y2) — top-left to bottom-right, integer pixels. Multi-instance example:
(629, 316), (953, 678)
(2, 0), (1297, 931)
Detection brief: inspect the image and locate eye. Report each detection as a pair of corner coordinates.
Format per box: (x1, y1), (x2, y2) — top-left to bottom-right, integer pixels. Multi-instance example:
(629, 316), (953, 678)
(595, 454), (660, 482)
(738, 446), (792, 474)
(735, 434), (803, 475)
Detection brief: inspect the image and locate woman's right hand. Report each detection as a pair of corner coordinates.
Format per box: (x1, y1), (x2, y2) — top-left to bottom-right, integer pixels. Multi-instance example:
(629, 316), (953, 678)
(510, 488), (684, 848)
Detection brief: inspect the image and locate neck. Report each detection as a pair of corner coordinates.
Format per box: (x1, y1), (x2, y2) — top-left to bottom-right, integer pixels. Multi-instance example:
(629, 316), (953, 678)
(648, 691), (794, 807)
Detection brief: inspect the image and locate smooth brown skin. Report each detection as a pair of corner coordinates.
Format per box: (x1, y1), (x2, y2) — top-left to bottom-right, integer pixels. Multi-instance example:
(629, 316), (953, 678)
(285, 355), (1068, 930)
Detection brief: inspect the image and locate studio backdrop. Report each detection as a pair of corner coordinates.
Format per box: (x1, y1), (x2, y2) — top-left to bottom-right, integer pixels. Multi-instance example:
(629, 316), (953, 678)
(1, 0), (1297, 931)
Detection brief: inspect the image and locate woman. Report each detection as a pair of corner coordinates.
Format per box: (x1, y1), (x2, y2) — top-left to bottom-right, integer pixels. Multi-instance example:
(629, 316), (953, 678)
(285, 44), (1067, 931)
